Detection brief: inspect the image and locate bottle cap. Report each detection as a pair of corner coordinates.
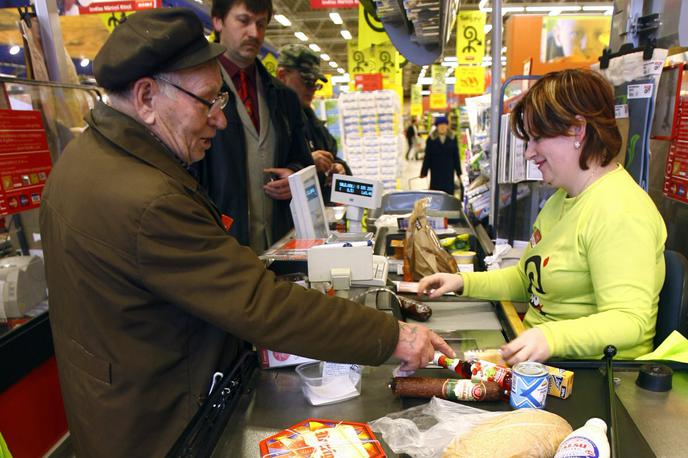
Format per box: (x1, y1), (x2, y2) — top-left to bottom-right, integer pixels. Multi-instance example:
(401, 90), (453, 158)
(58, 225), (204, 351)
(636, 363), (673, 392)
(586, 418), (608, 433)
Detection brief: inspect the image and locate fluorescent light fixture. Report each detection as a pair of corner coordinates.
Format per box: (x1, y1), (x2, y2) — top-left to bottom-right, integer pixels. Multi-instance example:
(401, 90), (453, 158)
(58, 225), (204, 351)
(274, 14), (291, 27)
(481, 6), (525, 13)
(443, 56), (457, 62)
(421, 90), (430, 95)
(525, 6), (553, 12)
(441, 61), (458, 67)
(340, 30), (353, 40)
(9, 45), (20, 55)
(329, 12), (343, 25)
(309, 43), (321, 52)
(583, 5), (614, 14)
(484, 24), (492, 34)
(337, 67), (345, 74)
(549, 6), (582, 16)
(294, 32), (308, 42)
(329, 61), (338, 68)
(320, 53), (331, 61)
(80, 58), (90, 68)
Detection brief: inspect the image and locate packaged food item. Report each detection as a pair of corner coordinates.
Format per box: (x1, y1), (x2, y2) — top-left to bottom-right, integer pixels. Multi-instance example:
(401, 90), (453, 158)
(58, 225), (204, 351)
(547, 366), (575, 399)
(442, 409), (572, 458)
(259, 418), (384, 457)
(554, 418), (610, 458)
(510, 361), (549, 409)
(258, 350), (316, 369)
(390, 376), (506, 401)
(433, 352), (512, 392)
(397, 295), (432, 321)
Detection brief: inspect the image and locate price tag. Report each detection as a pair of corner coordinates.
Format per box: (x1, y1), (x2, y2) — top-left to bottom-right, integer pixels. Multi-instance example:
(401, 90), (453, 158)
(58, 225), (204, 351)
(615, 104), (629, 119)
(628, 84), (653, 99)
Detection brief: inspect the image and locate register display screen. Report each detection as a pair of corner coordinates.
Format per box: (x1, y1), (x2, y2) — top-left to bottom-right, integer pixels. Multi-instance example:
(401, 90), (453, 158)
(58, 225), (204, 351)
(335, 179), (374, 198)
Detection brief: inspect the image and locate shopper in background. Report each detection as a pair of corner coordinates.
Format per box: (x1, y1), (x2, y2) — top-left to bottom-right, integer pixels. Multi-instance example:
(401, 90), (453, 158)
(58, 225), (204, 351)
(276, 44), (352, 204)
(420, 116), (463, 198)
(418, 69), (666, 365)
(405, 115), (419, 160)
(196, 0), (313, 254)
(39, 9), (454, 457)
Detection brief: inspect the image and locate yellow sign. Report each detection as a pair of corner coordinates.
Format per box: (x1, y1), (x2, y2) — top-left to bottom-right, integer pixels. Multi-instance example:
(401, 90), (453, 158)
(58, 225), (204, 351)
(430, 64), (447, 110)
(358, 5), (389, 49)
(261, 52), (279, 76)
(315, 74), (333, 98)
(456, 11), (486, 65)
(455, 66), (485, 95)
(100, 11), (133, 32)
(347, 42), (403, 100)
(410, 85), (423, 117)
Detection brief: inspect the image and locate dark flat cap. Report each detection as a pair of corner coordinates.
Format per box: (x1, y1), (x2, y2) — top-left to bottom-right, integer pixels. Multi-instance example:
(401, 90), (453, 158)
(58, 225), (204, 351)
(94, 8), (226, 90)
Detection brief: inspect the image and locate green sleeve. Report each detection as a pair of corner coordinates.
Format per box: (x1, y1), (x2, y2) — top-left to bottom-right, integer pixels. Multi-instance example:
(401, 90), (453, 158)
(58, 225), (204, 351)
(461, 264), (530, 302)
(537, 209), (663, 358)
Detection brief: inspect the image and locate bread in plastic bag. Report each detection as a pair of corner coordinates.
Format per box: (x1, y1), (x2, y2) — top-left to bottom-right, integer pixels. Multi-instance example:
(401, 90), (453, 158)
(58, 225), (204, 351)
(369, 397), (501, 458)
(443, 408), (572, 458)
(404, 198), (458, 281)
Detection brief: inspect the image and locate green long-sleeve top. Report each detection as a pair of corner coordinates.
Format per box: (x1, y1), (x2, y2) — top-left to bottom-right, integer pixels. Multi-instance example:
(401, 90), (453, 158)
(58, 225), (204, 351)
(462, 166), (666, 359)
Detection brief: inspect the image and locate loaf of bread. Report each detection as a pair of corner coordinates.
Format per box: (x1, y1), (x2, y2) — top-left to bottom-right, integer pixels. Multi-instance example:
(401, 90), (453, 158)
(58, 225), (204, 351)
(442, 409), (572, 458)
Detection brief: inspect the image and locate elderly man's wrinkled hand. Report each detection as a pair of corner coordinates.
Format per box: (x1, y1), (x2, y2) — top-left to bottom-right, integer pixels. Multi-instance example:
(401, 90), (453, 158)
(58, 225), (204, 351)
(392, 321), (455, 371)
(500, 327), (551, 366)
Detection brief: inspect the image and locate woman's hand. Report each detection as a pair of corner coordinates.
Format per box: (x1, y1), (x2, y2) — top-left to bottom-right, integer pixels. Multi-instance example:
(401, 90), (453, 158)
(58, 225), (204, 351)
(417, 273), (463, 298)
(500, 327), (551, 365)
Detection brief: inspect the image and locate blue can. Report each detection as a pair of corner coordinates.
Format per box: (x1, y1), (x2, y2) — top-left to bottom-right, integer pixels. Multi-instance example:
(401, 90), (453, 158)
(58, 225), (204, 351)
(510, 361), (549, 409)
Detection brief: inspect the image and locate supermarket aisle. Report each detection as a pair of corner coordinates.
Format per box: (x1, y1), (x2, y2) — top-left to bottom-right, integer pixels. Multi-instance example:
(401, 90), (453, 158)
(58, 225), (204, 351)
(398, 157), (429, 191)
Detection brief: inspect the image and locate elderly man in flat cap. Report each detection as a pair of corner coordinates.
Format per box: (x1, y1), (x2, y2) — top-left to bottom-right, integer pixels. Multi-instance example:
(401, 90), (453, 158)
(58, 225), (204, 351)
(276, 44), (352, 204)
(39, 8), (453, 457)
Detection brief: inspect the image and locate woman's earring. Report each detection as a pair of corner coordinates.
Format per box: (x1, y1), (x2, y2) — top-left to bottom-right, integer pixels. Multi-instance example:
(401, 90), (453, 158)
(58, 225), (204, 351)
(574, 141), (581, 149)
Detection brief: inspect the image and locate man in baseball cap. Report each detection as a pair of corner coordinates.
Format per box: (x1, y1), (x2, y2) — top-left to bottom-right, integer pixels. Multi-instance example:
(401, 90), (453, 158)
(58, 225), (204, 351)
(276, 44), (350, 203)
(40, 7), (453, 457)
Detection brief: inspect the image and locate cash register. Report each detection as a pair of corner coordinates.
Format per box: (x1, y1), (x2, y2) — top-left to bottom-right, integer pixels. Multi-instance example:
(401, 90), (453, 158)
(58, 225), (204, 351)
(287, 167), (388, 288)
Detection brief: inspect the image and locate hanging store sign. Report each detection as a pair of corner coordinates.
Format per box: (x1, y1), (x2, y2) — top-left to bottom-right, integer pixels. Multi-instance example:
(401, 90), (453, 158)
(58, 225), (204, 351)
(311, 0), (358, 8)
(358, 4), (389, 50)
(315, 74), (334, 98)
(456, 11), (486, 65)
(455, 66), (485, 95)
(347, 42), (402, 99)
(0, 110), (52, 216)
(430, 65), (447, 110)
(261, 52), (279, 76)
(65, 0), (159, 16)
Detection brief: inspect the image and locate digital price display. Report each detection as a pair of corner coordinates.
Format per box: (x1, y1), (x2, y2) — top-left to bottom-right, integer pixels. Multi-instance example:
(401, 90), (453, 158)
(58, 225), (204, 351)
(334, 179), (374, 198)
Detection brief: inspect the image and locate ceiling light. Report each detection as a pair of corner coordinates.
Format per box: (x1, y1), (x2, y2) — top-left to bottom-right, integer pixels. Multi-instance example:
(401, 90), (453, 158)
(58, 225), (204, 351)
(294, 32), (308, 42)
(309, 43), (321, 52)
(443, 56), (457, 62)
(329, 61), (338, 68)
(525, 6), (553, 12)
(549, 6), (582, 16)
(274, 14), (291, 27)
(340, 30), (352, 40)
(9, 45), (20, 55)
(80, 58), (90, 68)
(484, 24), (492, 34)
(337, 67), (345, 74)
(480, 6), (525, 14)
(329, 12), (343, 25)
(583, 5), (614, 14)
(320, 53), (331, 61)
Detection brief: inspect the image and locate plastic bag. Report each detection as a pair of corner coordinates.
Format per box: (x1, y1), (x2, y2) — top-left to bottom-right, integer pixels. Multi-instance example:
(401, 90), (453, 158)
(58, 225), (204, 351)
(404, 198), (458, 281)
(369, 397), (501, 458)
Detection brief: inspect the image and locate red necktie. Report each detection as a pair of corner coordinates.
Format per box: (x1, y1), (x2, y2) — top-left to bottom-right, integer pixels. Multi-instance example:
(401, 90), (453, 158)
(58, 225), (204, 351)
(238, 70), (258, 130)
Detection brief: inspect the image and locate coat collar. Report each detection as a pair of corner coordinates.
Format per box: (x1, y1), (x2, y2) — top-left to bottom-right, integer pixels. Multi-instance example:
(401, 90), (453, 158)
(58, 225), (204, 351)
(430, 129), (455, 141)
(85, 102), (200, 192)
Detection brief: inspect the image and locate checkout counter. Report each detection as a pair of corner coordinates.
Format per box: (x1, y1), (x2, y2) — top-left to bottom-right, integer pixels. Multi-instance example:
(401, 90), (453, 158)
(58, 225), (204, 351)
(169, 196), (687, 458)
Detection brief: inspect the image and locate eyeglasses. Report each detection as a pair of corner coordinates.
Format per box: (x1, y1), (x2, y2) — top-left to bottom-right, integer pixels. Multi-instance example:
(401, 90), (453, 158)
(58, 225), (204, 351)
(155, 76), (228, 118)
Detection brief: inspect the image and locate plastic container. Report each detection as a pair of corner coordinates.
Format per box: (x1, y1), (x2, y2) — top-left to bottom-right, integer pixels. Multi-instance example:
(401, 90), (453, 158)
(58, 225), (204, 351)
(295, 362), (362, 406)
(452, 250), (476, 265)
(554, 418), (610, 458)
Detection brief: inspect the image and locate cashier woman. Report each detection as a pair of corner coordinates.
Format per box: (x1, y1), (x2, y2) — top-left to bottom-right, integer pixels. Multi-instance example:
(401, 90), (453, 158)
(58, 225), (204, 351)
(39, 9), (453, 458)
(419, 69), (667, 365)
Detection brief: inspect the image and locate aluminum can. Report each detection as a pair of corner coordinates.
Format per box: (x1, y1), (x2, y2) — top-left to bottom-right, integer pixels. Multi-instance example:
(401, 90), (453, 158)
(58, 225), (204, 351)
(510, 361), (549, 409)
